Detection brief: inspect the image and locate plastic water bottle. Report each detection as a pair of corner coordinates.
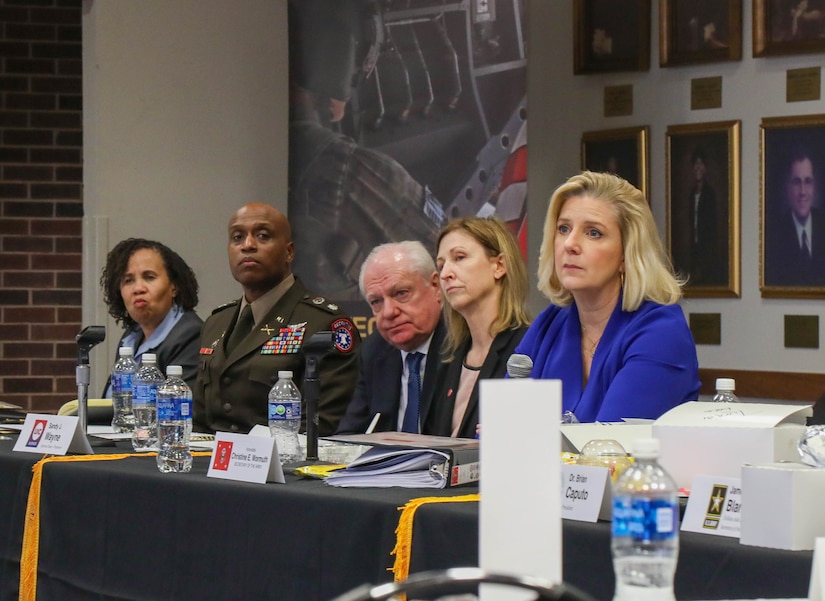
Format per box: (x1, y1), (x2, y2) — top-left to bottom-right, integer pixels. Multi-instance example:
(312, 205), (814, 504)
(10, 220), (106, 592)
(611, 438), (679, 601)
(110, 346), (137, 433)
(156, 365), (193, 473)
(268, 370), (302, 464)
(711, 378), (740, 403)
(131, 353), (163, 451)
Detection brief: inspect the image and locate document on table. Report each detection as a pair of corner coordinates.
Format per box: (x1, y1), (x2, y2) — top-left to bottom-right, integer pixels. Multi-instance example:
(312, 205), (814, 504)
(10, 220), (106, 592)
(324, 446), (452, 488)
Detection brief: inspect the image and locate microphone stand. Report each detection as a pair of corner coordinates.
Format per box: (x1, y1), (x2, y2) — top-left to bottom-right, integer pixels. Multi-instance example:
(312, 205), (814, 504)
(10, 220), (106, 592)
(75, 325), (105, 436)
(302, 331), (334, 462)
(304, 355), (321, 461)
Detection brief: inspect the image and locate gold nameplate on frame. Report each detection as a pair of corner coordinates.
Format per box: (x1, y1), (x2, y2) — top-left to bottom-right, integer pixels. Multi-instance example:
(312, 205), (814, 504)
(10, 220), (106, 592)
(786, 67), (821, 103)
(691, 77), (722, 111)
(689, 313), (721, 346)
(604, 85), (633, 117)
(784, 315), (819, 349)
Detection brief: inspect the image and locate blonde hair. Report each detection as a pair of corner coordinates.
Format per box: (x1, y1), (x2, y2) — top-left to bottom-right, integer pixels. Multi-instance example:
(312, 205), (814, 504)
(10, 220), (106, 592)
(437, 216), (531, 359)
(537, 171), (683, 310)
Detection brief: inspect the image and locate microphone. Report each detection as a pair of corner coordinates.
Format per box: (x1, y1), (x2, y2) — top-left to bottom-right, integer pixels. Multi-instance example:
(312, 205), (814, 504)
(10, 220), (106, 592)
(506, 353), (533, 379)
(302, 331), (334, 461)
(75, 325), (106, 434)
(76, 325), (106, 366)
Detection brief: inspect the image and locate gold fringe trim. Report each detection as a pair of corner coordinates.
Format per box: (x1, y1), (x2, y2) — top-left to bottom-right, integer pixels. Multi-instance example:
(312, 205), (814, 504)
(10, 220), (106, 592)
(18, 451), (212, 601)
(390, 493), (480, 585)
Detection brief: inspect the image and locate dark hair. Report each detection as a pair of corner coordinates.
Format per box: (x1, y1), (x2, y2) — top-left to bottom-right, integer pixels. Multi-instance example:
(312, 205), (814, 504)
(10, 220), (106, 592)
(787, 146), (815, 175)
(100, 238), (199, 329)
(691, 146), (707, 165)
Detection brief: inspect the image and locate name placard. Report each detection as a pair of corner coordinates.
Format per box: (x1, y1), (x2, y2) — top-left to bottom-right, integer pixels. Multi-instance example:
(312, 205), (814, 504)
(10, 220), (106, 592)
(681, 475), (741, 537)
(207, 431), (285, 484)
(13, 413), (93, 455)
(560, 463), (610, 522)
(809, 537), (825, 600)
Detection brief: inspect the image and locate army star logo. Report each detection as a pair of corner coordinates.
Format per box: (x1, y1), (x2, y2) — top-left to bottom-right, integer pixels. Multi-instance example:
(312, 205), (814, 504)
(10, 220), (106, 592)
(703, 484), (727, 530)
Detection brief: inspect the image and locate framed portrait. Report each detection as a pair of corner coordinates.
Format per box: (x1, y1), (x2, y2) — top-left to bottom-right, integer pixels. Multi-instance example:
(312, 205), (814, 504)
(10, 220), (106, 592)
(581, 126), (650, 199)
(659, 0), (743, 66)
(761, 114), (825, 298)
(574, 0), (651, 74)
(666, 121), (741, 298)
(754, 0), (825, 57)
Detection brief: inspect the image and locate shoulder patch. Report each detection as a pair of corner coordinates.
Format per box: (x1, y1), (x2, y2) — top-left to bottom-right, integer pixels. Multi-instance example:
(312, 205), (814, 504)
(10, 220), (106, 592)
(211, 299), (240, 315)
(332, 318), (356, 353)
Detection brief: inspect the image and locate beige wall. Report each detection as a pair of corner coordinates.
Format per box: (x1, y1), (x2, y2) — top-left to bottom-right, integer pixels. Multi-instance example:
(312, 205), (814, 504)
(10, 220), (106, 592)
(82, 0), (287, 390)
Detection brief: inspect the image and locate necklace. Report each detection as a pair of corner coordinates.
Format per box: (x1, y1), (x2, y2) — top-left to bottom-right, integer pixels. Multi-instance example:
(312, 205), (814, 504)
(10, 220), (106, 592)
(462, 360), (482, 371)
(580, 325), (601, 358)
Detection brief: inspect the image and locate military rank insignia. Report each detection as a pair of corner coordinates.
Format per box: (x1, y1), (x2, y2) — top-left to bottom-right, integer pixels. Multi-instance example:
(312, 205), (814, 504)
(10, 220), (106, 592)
(260, 323), (307, 354)
(332, 318), (355, 353)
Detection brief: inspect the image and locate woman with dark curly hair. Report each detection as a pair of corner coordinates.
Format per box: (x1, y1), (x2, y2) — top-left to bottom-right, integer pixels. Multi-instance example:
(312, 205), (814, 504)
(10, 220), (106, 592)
(101, 238), (202, 394)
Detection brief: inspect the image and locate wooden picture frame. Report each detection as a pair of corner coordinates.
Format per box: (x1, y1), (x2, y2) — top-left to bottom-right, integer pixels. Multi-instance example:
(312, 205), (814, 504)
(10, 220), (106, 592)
(761, 114), (825, 298)
(666, 121), (741, 298)
(659, 0), (743, 66)
(754, 0), (825, 57)
(581, 126), (650, 199)
(574, 0), (651, 74)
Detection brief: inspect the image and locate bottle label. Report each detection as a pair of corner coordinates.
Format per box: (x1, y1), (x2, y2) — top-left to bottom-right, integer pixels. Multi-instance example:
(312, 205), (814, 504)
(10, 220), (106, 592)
(157, 396), (191, 421)
(612, 497), (678, 542)
(112, 373), (134, 394)
(268, 401), (301, 421)
(134, 383), (158, 406)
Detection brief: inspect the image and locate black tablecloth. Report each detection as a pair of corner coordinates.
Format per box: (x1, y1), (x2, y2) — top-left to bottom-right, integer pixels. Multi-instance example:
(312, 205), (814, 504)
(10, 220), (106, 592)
(0, 438), (813, 601)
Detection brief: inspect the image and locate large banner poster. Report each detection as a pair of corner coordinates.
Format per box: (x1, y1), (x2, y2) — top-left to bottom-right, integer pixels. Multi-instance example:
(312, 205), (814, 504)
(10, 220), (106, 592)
(288, 0), (527, 336)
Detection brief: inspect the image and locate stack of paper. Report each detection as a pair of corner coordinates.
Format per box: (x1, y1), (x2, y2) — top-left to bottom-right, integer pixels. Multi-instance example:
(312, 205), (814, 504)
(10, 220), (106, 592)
(325, 446), (452, 488)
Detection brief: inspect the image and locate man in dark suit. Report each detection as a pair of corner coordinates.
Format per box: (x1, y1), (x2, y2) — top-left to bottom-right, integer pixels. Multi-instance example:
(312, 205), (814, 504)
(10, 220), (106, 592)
(682, 146), (725, 286)
(192, 203), (360, 436)
(766, 148), (825, 287)
(336, 241), (444, 434)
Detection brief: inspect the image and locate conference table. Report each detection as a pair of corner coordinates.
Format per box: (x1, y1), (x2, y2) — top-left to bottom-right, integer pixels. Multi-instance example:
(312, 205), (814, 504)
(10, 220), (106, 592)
(0, 436), (813, 601)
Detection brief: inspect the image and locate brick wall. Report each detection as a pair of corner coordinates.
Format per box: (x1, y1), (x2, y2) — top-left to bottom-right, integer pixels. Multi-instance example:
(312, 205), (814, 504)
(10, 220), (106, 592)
(0, 0), (83, 413)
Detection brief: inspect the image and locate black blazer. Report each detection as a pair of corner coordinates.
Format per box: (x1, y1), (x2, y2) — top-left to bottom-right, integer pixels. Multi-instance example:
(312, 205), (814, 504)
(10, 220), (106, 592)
(424, 326), (527, 439)
(765, 208), (825, 287)
(336, 319), (446, 434)
(102, 310), (203, 396)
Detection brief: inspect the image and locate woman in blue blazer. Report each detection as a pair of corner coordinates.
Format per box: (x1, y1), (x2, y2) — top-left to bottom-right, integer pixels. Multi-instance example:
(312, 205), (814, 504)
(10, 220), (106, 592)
(514, 171), (700, 423)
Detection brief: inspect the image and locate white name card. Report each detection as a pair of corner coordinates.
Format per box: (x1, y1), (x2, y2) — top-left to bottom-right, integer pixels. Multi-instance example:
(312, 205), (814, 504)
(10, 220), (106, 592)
(13, 413), (93, 455)
(681, 475), (741, 537)
(207, 430), (285, 484)
(810, 537), (825, 601)
(560, 463), (610, 522)
(480, 378), (563, 593)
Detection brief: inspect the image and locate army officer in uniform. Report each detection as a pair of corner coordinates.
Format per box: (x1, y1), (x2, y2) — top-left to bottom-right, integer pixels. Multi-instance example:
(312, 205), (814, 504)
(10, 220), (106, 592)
(192, 202), (360, 436)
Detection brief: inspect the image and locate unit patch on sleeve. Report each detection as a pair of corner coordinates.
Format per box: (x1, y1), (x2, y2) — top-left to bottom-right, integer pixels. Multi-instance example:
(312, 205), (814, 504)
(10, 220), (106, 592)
(260, 323), (307, 354)
(332, 318), (355, 353)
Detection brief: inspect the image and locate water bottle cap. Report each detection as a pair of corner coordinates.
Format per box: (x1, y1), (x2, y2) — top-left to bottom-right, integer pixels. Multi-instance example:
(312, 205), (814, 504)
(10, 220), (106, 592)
(166, 365), (183, 376)
(118, 346), (133, 356)
(278, 370), (293, 379)
(715, 378), (735, 391)
(631, 438), (660, 458)
(142, 353), (157, 363)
